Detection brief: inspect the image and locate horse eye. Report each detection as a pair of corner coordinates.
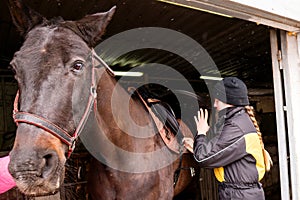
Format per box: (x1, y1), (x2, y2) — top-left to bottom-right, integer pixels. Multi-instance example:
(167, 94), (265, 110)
(72, 61), (84, 72)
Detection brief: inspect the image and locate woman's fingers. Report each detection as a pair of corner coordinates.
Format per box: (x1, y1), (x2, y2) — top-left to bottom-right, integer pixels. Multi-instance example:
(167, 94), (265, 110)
(195, 109), (208, 121)
(194, 115), (198, 124)
(183, 137), (194, 153)
(195, 108), (207, 122)
(198, 108), (207, 120)
(200, 108), (203, 120)
(204, 109), (208, 121)
(194, 108), (210, 135)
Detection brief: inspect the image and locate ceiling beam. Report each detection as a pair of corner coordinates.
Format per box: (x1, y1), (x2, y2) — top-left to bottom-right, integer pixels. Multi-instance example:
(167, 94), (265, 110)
(157, 0), (300, 32)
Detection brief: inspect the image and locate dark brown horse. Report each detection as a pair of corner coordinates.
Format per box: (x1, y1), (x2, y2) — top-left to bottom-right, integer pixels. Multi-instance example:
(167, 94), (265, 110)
(7, 0), (199, 199)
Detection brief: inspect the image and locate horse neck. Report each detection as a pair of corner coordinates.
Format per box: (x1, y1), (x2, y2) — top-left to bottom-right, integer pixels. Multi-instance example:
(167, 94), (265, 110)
(94, 68), (159, 150)
(95, 68), (136, 119)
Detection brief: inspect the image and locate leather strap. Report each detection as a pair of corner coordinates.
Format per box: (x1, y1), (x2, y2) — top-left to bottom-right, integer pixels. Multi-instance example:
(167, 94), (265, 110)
(14, 112), (74, 146)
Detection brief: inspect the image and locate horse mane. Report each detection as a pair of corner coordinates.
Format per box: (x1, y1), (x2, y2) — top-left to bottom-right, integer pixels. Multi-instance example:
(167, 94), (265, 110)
(59, 21), (81, 36)
(45, 17), (64, 26)
(29, 16), (80, 39)
(25, 16), (64, 32)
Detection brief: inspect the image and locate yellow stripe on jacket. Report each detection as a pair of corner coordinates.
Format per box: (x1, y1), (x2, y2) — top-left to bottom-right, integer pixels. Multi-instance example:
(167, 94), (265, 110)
(245, 133), (265, 181)
(214, 167), (225, 182)
(213, 133), (265, 182)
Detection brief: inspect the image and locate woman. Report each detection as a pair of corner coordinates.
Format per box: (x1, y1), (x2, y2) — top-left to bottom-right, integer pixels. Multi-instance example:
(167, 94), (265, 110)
(0, 155), (16, 194)
(184, 77), (272, 200)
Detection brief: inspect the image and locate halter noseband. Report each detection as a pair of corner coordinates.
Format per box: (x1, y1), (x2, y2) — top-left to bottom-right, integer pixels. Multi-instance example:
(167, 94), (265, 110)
(12, 50), (114, 158)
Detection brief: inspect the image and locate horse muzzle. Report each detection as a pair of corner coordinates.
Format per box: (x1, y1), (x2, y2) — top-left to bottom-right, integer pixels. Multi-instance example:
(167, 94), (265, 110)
(8, 124), (66, 196)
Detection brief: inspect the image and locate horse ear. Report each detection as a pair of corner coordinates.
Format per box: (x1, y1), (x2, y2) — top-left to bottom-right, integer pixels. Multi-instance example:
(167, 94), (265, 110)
(8, 0), (45, 36)
(75, 6), (116, 47)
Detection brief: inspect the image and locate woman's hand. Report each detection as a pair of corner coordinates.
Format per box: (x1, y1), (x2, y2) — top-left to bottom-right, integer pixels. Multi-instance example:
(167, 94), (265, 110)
(183, 137), (194, 153)
(194, 108), (210, 135)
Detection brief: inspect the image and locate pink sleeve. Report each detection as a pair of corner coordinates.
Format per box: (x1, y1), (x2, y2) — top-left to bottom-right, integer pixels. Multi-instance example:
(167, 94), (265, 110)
(0, 156), (16, 194)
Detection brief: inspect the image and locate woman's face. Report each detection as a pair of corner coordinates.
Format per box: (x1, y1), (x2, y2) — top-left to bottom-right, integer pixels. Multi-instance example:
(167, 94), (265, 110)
(214, 98), (222, 111)
(214, 98), (233, 111)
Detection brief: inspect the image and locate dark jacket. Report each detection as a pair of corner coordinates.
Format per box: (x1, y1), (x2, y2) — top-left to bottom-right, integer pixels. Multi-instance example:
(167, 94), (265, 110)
(193, 107), (265, 199)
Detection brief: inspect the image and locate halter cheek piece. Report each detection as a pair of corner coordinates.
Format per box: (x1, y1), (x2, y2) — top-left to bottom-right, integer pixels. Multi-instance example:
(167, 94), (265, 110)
(12, 50), (115, 158)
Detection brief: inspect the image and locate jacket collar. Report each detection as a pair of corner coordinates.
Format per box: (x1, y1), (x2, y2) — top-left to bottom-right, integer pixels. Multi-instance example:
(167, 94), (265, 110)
(219, 106), (245, 120)
(214, 107), (245, 133)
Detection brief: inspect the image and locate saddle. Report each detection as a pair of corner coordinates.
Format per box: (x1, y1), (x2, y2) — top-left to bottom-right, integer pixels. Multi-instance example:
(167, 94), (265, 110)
(131, 87), (194, 154)
(130, 87), (198, 189)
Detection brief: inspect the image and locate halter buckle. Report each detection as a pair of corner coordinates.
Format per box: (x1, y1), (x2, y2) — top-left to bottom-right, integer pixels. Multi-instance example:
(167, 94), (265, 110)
(90, 86), (97, 98)
(67, 139), (76, 158)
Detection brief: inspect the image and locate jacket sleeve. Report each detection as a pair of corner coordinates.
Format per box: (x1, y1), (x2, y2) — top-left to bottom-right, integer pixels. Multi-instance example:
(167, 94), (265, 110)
(0, 156), (16, 194)
(193, 122), (248, 168)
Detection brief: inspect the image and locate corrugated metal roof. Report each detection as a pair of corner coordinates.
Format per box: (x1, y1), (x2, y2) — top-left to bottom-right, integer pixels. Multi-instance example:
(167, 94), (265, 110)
(0, 0), (273, 90)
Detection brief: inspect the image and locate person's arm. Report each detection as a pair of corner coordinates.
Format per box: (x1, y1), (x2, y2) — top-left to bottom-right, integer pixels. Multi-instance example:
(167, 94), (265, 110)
(0, 156), (16, 194)
(189, 108), (248, 167)
(183, 108), (209, 153)
(193, 123), (248, 168)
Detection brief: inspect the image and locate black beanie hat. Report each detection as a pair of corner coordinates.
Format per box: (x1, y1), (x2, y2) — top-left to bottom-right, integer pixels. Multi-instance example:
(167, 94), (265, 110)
(213, 77), (249, 106)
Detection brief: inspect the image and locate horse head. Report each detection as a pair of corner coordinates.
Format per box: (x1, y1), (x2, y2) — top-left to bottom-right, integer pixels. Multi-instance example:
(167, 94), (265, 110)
(7, 0), (115, 195)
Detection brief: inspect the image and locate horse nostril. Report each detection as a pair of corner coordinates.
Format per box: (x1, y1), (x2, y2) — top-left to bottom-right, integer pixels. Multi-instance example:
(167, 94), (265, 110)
(42, 153), (57, 178)
(44, 154), (53, 166)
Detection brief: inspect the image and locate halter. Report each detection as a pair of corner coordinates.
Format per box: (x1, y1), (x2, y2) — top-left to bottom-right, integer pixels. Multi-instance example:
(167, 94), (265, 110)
(12, 50), (114, 158)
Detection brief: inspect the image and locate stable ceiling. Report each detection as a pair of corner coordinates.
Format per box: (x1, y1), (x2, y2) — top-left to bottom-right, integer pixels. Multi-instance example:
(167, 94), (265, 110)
(0, 0), (273, 93)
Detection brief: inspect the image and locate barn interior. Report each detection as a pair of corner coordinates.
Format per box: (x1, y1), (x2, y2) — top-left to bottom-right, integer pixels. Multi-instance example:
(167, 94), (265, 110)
(0, 0), (279, 199)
